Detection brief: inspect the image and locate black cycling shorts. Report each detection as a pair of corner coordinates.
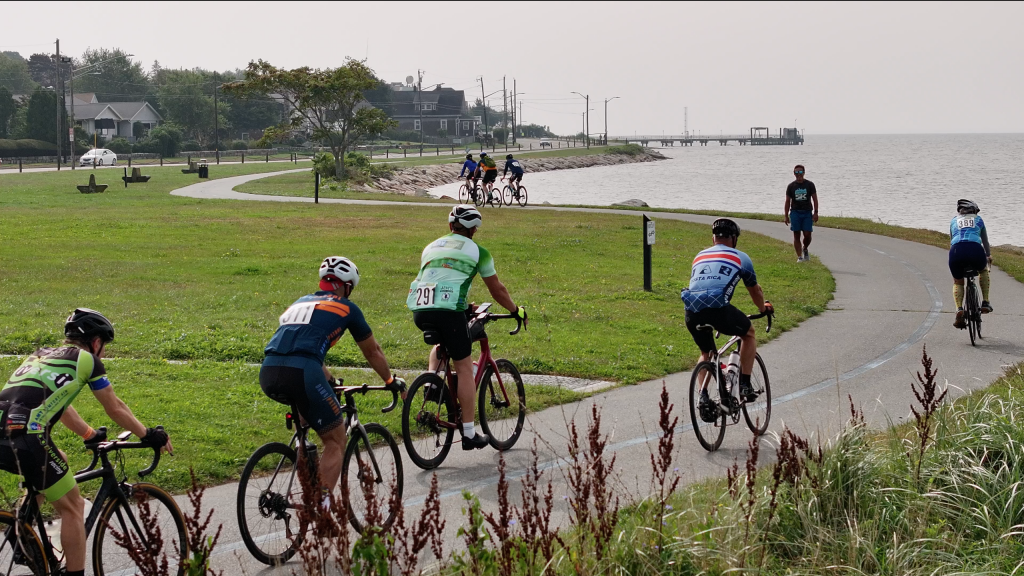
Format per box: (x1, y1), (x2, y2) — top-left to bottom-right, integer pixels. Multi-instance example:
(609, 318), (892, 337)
(413, 309), (473, 361)
(482, 170), (497, 184)
(0, 432), (75, 502)
(685, 304), (752, 353)
(948, 241), (987, 280)
(509, 172), (523, 184)
(260, 355), (344, 434)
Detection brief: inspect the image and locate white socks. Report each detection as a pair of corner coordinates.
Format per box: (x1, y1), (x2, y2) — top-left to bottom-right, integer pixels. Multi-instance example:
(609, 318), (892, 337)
(462, 422), (475, 437)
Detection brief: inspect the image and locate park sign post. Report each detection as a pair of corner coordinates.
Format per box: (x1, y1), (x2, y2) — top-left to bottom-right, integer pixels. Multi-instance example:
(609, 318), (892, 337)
(643, 214), (654, 291)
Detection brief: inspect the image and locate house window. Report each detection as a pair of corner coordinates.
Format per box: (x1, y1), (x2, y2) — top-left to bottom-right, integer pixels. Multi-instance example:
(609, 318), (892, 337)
(422, 103), (436, 111)
(414, 120), (421, 130)
(440, 119), (447, 130)
(462, 121), (471, 131)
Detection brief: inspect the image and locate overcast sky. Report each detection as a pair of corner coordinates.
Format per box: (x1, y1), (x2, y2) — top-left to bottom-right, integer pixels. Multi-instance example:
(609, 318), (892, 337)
(4, 1), (1021, 135)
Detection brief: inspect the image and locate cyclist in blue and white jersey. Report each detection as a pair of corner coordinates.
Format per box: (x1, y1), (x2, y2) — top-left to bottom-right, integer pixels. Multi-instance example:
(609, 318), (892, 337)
(682, 219), (772, 419)
(949, 199), (993, 328)
(459, 154), (479, 192)
(502, 154), (525, 188)
(260, 257), (405, 504)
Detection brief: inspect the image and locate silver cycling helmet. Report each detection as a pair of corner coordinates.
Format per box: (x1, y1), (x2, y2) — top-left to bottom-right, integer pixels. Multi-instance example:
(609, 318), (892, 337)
(449, 205), (483, 229)
(957, 199), (980, 214)
(319, 256), (360, 291)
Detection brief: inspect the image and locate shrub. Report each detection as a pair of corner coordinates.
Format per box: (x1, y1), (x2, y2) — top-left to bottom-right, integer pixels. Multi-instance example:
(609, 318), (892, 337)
(182, 141), (201, 152)
(607, 143), (645, 156)
(312, 151), (336, 178)
(230, 140), (248, 150)
(136, 125), (183, 157)
(0, 138), (58, 158)
(106, 138), (133, 154)
(382, 128), (421, 143)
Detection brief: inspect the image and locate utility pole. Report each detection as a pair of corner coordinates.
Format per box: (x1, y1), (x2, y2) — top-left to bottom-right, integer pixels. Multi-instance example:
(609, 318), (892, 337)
(502, 76), (507, 141)
(55, 39), (61, 170)
(213, 84), (220, 163)
(585, 94), (590, 149)
(478, 77), (487, 140)
(68, 58), (75, 169)
(512, 78), (516, 144)
(417, 69), (424, 144)
(684, 107), (688, 138)
(604, 96), (620, 145)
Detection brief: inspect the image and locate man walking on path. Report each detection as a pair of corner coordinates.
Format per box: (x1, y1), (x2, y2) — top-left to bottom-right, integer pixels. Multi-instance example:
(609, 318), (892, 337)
(784, 164), (819, 262)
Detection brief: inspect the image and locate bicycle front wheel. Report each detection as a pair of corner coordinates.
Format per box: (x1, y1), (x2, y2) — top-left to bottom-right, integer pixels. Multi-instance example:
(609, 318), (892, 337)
(516, 185), (528, 207)
(402, 373), (456, 470)
(689, 361), (727, 452)
(458, 184), (470, 204)
(93, 483), (187, 576)
(343, 423), (403, 534)
(742, 353), (772, 435)
(501, 185), (513, 206)
(479, 359), (527, 450)
(0, 510), (48, 576)
(236, 442), (305, 565)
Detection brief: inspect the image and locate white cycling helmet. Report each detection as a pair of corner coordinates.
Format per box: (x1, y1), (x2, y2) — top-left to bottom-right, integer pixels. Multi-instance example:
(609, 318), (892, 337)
(449, 205), (483, 229)
(319, 256), (359, 291)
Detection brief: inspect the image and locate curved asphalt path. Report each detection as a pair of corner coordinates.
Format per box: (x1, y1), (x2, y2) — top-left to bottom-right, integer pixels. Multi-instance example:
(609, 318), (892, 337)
(171, 171), (1024, 574)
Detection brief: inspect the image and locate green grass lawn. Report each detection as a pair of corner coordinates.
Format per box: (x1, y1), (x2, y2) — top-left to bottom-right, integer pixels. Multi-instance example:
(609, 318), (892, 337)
(234, 170), (449, 202)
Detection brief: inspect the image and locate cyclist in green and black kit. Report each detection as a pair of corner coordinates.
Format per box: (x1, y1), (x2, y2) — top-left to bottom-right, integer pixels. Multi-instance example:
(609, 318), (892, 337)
(0, 309), (171, 576)
(407, 205), (526, 449)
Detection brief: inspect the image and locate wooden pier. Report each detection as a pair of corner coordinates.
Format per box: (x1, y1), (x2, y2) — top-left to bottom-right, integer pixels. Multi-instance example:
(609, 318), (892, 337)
(620, 127), (803, 147)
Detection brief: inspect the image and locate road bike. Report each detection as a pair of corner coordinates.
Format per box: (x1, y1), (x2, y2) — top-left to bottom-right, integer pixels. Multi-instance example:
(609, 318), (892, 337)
(501, 178), (528, 207)
(0, 426), (186, 576)
(688, 311), (774, 452)
(458, 180), (483, 206)
(236, 380), (404, 566)
(962, 269), (983, 346)
(402, 303), (527, 470)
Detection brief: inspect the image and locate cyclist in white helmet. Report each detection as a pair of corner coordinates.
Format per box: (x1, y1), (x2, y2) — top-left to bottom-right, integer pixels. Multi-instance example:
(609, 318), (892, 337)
(261, 257), (405, 505)
(407, 205), (526, 450)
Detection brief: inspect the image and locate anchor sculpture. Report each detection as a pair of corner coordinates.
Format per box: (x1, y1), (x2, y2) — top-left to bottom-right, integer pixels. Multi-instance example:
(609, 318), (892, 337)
(76, 173), (108, 194)
(122, 167), (151, 187)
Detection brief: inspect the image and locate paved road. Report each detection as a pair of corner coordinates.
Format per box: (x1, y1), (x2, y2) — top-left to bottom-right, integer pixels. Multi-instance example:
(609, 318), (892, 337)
(169, 171), (1024, 574)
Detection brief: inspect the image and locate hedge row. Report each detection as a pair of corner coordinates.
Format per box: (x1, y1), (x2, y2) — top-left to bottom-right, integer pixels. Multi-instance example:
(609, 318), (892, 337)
(0, 139), (58, 158)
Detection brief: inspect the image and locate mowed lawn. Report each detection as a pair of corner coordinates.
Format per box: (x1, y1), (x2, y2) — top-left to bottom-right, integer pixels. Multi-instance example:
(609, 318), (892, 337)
(0, 167), (833, 489)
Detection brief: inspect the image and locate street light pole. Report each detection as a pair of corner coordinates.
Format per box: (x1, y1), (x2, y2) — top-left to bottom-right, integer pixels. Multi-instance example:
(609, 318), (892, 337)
(55, 38), (61, 170)
(604, 96), (620, 145)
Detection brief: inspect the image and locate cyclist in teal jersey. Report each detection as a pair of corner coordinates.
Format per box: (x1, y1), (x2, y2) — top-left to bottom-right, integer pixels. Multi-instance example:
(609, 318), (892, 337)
(407, 205), (526, 449)
(949, 199), (993, 328)
(0, 309), (171, 576)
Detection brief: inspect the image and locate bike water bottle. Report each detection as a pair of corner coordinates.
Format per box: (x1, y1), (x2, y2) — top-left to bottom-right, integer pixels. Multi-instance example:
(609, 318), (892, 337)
(472, 361), (479, 381)
(726, 351), (741, 402)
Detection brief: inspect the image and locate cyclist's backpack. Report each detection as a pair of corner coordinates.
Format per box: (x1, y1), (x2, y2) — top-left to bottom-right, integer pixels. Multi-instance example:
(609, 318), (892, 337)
(481, 156), (496, 169)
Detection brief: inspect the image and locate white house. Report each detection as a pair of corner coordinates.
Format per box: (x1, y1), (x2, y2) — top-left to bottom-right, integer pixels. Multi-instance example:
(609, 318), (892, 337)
(68, 101), (163, 142)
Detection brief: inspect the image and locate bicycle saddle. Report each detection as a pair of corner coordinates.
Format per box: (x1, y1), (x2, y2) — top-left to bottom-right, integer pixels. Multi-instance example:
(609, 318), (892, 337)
(420, 326), (442, 346)
(964, 269), (978, 277)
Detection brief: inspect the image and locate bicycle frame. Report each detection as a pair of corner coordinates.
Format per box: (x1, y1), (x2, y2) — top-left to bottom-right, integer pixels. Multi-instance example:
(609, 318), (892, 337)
(693, 311), (773, 408)
(431, 334), (511, 433)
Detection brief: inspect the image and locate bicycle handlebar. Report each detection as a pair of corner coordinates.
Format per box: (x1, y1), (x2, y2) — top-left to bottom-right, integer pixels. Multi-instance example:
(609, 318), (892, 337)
(480, 312), (526, 335)
(746, 309), (774, 333)
(77, 425), (164, 478)
(334, 380), (406, 414)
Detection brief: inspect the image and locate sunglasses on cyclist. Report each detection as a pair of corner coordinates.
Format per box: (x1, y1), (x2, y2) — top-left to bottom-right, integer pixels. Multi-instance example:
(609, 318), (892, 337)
(794, 170), (804, 175)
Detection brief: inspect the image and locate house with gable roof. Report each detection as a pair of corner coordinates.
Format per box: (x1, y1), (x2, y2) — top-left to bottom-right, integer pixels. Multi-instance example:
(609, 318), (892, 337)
(67, 100), (163, 142)
(388, 85), (479, 140)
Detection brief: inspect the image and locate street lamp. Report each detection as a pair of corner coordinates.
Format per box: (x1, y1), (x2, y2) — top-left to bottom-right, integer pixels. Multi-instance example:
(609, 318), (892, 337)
(603, 96), (620, 145)
(571, 91), (590, 148)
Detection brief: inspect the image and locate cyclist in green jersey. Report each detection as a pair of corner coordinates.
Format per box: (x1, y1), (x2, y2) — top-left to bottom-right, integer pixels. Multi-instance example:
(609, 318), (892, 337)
(0, 309), (171, 576)
(407, 205), (527, 449)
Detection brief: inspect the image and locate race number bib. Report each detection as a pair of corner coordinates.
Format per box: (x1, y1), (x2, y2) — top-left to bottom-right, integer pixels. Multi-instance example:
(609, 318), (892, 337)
(279, 302), (317, 325)
(956, 215), (976, 229)
(414, 284), (436, 307)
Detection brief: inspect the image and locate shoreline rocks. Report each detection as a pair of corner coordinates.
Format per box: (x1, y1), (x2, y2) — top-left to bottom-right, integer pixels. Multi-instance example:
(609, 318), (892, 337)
(370, 149), (668, 196)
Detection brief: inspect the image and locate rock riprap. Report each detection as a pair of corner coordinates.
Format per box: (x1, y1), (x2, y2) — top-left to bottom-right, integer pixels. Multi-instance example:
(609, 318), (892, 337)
(371, 149), (667, 196)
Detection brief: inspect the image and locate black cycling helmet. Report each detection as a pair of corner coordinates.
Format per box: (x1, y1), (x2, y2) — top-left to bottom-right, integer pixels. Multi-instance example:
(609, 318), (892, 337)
(506, 154), (513, 159)
(711, 218), (741, 238)
(466, 154), (473, 160)
(957, 199), (980, 214)
(65, 308), (115, 343)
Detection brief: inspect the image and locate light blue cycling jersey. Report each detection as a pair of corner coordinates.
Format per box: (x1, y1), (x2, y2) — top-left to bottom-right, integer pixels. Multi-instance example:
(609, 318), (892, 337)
(949, 213), (990, 252)
(681, 246), (758, 312)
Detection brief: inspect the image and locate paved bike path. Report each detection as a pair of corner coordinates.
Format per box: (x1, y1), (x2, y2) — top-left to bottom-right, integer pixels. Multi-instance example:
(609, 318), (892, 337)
(169, 171), (1024, 574)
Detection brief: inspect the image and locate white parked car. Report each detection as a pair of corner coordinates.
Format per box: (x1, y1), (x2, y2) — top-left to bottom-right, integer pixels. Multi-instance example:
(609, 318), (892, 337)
(539, 138), (552, 148)
(80, 148), (117, 166)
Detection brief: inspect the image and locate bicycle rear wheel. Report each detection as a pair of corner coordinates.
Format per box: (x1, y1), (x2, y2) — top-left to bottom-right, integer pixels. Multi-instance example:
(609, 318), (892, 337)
(342, 423), (403, 534)
(689, 361), (727, 452)
(742, 353), (772, 435)
(93, 483), (187, 576)
(402, 373), (457, 470)
(236, 442), (305, 565)
(472, 188), (485, 207)
(0, 511), (47, 576)
(458, 184), (470, 204)
(488, 187), (502, 208)
(967, 279), (979, 346)
(516, 185), (528, 207)
(478, 359), (527, 450)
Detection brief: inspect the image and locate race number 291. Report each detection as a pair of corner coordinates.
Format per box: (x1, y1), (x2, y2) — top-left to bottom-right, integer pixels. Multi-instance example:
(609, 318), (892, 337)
(415, 284), (436, 307)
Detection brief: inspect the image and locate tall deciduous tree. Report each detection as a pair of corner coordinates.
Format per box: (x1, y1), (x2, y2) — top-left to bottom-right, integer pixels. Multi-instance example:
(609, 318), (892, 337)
(26, 53), (70, 88)
(224, 59), (395, 179)
(0, 52), (36, 93)
(0, 87), (16, 138)
(155, 69), (229, 147)
(24, 86), (67, 144)
(73, 48), (151, 102)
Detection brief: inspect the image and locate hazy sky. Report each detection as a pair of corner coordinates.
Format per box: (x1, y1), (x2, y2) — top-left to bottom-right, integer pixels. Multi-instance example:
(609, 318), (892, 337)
(4, 1), (1021, 135)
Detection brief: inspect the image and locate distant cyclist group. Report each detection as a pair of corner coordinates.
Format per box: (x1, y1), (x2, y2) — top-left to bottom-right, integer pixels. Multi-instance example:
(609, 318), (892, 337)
(459, 152), (527, 207)
(0, 157), (1001, 570)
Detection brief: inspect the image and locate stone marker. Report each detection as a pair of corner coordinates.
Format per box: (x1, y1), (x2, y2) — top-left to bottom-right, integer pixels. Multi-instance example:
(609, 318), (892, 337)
(77, 174), (108, 194)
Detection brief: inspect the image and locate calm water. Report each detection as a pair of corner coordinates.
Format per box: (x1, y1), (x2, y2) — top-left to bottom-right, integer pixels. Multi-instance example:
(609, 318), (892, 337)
(431, 134), (1024, 246)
